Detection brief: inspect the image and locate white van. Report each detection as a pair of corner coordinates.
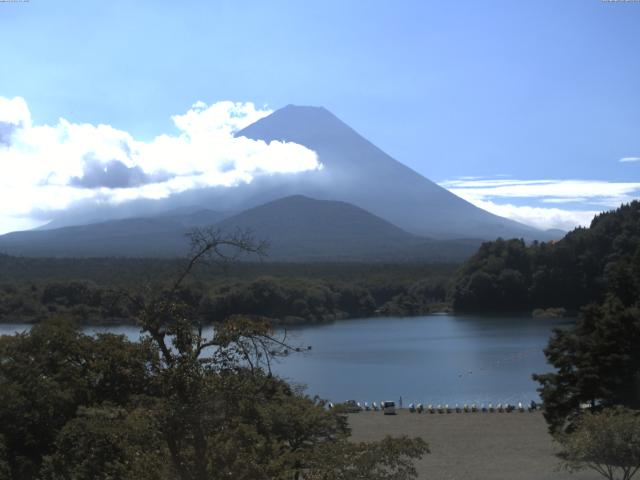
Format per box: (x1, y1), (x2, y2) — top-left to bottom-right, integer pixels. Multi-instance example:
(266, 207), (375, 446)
(381, 401), (396, 415)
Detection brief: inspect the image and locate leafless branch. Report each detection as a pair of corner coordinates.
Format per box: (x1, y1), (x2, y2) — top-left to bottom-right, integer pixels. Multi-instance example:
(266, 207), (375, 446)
(170, 227), (268, 295)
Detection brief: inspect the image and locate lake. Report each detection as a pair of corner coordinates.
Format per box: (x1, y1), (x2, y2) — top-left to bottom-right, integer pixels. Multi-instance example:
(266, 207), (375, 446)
(0, 315), (568, 405)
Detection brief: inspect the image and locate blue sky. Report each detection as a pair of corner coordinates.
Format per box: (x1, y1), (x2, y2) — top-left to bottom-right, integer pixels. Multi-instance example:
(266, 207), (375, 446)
(1, 0), (639, 232)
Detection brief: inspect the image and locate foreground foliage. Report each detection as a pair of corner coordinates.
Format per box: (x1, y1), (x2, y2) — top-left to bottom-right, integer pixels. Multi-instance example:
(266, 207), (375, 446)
(557, 407), (640, 480)
(0, 319), (158, 479)
(0, 229), (428, 480)
(533, 299), (640, 432)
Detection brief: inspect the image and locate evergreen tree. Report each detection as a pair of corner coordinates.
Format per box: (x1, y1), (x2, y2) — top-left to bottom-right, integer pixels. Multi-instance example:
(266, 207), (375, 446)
(534, 298), (640, 433)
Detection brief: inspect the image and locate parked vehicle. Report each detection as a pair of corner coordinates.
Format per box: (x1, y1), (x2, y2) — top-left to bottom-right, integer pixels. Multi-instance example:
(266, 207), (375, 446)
(381, 400), (396, 415)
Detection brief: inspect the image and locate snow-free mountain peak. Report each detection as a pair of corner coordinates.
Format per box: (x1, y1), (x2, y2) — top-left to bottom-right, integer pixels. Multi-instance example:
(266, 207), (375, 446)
(238, 105), (554, 241)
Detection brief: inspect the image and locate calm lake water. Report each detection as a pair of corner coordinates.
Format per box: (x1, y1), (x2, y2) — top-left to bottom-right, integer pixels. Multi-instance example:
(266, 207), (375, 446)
(0, 315), (569, 405)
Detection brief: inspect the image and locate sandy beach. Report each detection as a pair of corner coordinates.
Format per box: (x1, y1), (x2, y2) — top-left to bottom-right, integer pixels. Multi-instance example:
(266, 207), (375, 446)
(348, 410), (601, 480)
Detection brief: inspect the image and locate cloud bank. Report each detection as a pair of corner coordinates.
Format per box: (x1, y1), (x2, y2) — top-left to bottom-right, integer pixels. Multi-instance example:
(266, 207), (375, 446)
(620, 157), (640, 163)
(0, 97), (320, 234)
(440, 177), (640, 231)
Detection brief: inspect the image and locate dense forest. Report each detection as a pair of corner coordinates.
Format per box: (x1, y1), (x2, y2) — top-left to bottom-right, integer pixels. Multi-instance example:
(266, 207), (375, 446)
(450, 201), (640, 313)
(0, 258), (454, 325)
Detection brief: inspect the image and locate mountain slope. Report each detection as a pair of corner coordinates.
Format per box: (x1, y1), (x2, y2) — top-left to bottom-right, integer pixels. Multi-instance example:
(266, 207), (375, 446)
(236, 105), (551, 241)
(0, 210), (227, 257)
(0, 196), (479, 261)
(216, 195), (478, 261)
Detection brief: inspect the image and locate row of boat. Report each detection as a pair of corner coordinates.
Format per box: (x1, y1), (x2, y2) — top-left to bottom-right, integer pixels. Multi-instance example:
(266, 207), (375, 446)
(328, 400), (539, 413)
(406, 402), (538, 413)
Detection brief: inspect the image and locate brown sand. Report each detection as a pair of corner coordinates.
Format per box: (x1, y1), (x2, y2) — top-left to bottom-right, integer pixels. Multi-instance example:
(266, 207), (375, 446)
(348, 410), (601, 480)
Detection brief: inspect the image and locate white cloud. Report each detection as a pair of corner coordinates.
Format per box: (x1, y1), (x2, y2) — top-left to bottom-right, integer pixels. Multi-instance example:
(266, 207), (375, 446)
(467, 199), (599, 231)
(540, 197), (588, 204)
(439, 177), (640, 231)
(441, 178), (640, 207)
(0, 96), (31, 127)
(620, 156), (640, 163)
(0, 97), (320, 234)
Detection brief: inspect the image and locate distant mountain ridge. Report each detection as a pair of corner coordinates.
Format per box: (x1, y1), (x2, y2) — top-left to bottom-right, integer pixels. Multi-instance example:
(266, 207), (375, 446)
(0, 196), (480, 261)
(0, 210), (228, 258)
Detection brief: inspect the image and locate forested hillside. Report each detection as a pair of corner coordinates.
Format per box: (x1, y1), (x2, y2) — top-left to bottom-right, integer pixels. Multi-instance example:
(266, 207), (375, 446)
(0, 196), (480, 261)
(0, 258), (455, 325)
(450, 201), (640, 313)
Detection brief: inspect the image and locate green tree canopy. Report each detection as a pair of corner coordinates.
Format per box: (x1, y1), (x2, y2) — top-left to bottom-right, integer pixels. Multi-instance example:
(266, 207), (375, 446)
(450, 201), (640, 313)
(557, 407), (640, 480)
(533, 298), (640, 432)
